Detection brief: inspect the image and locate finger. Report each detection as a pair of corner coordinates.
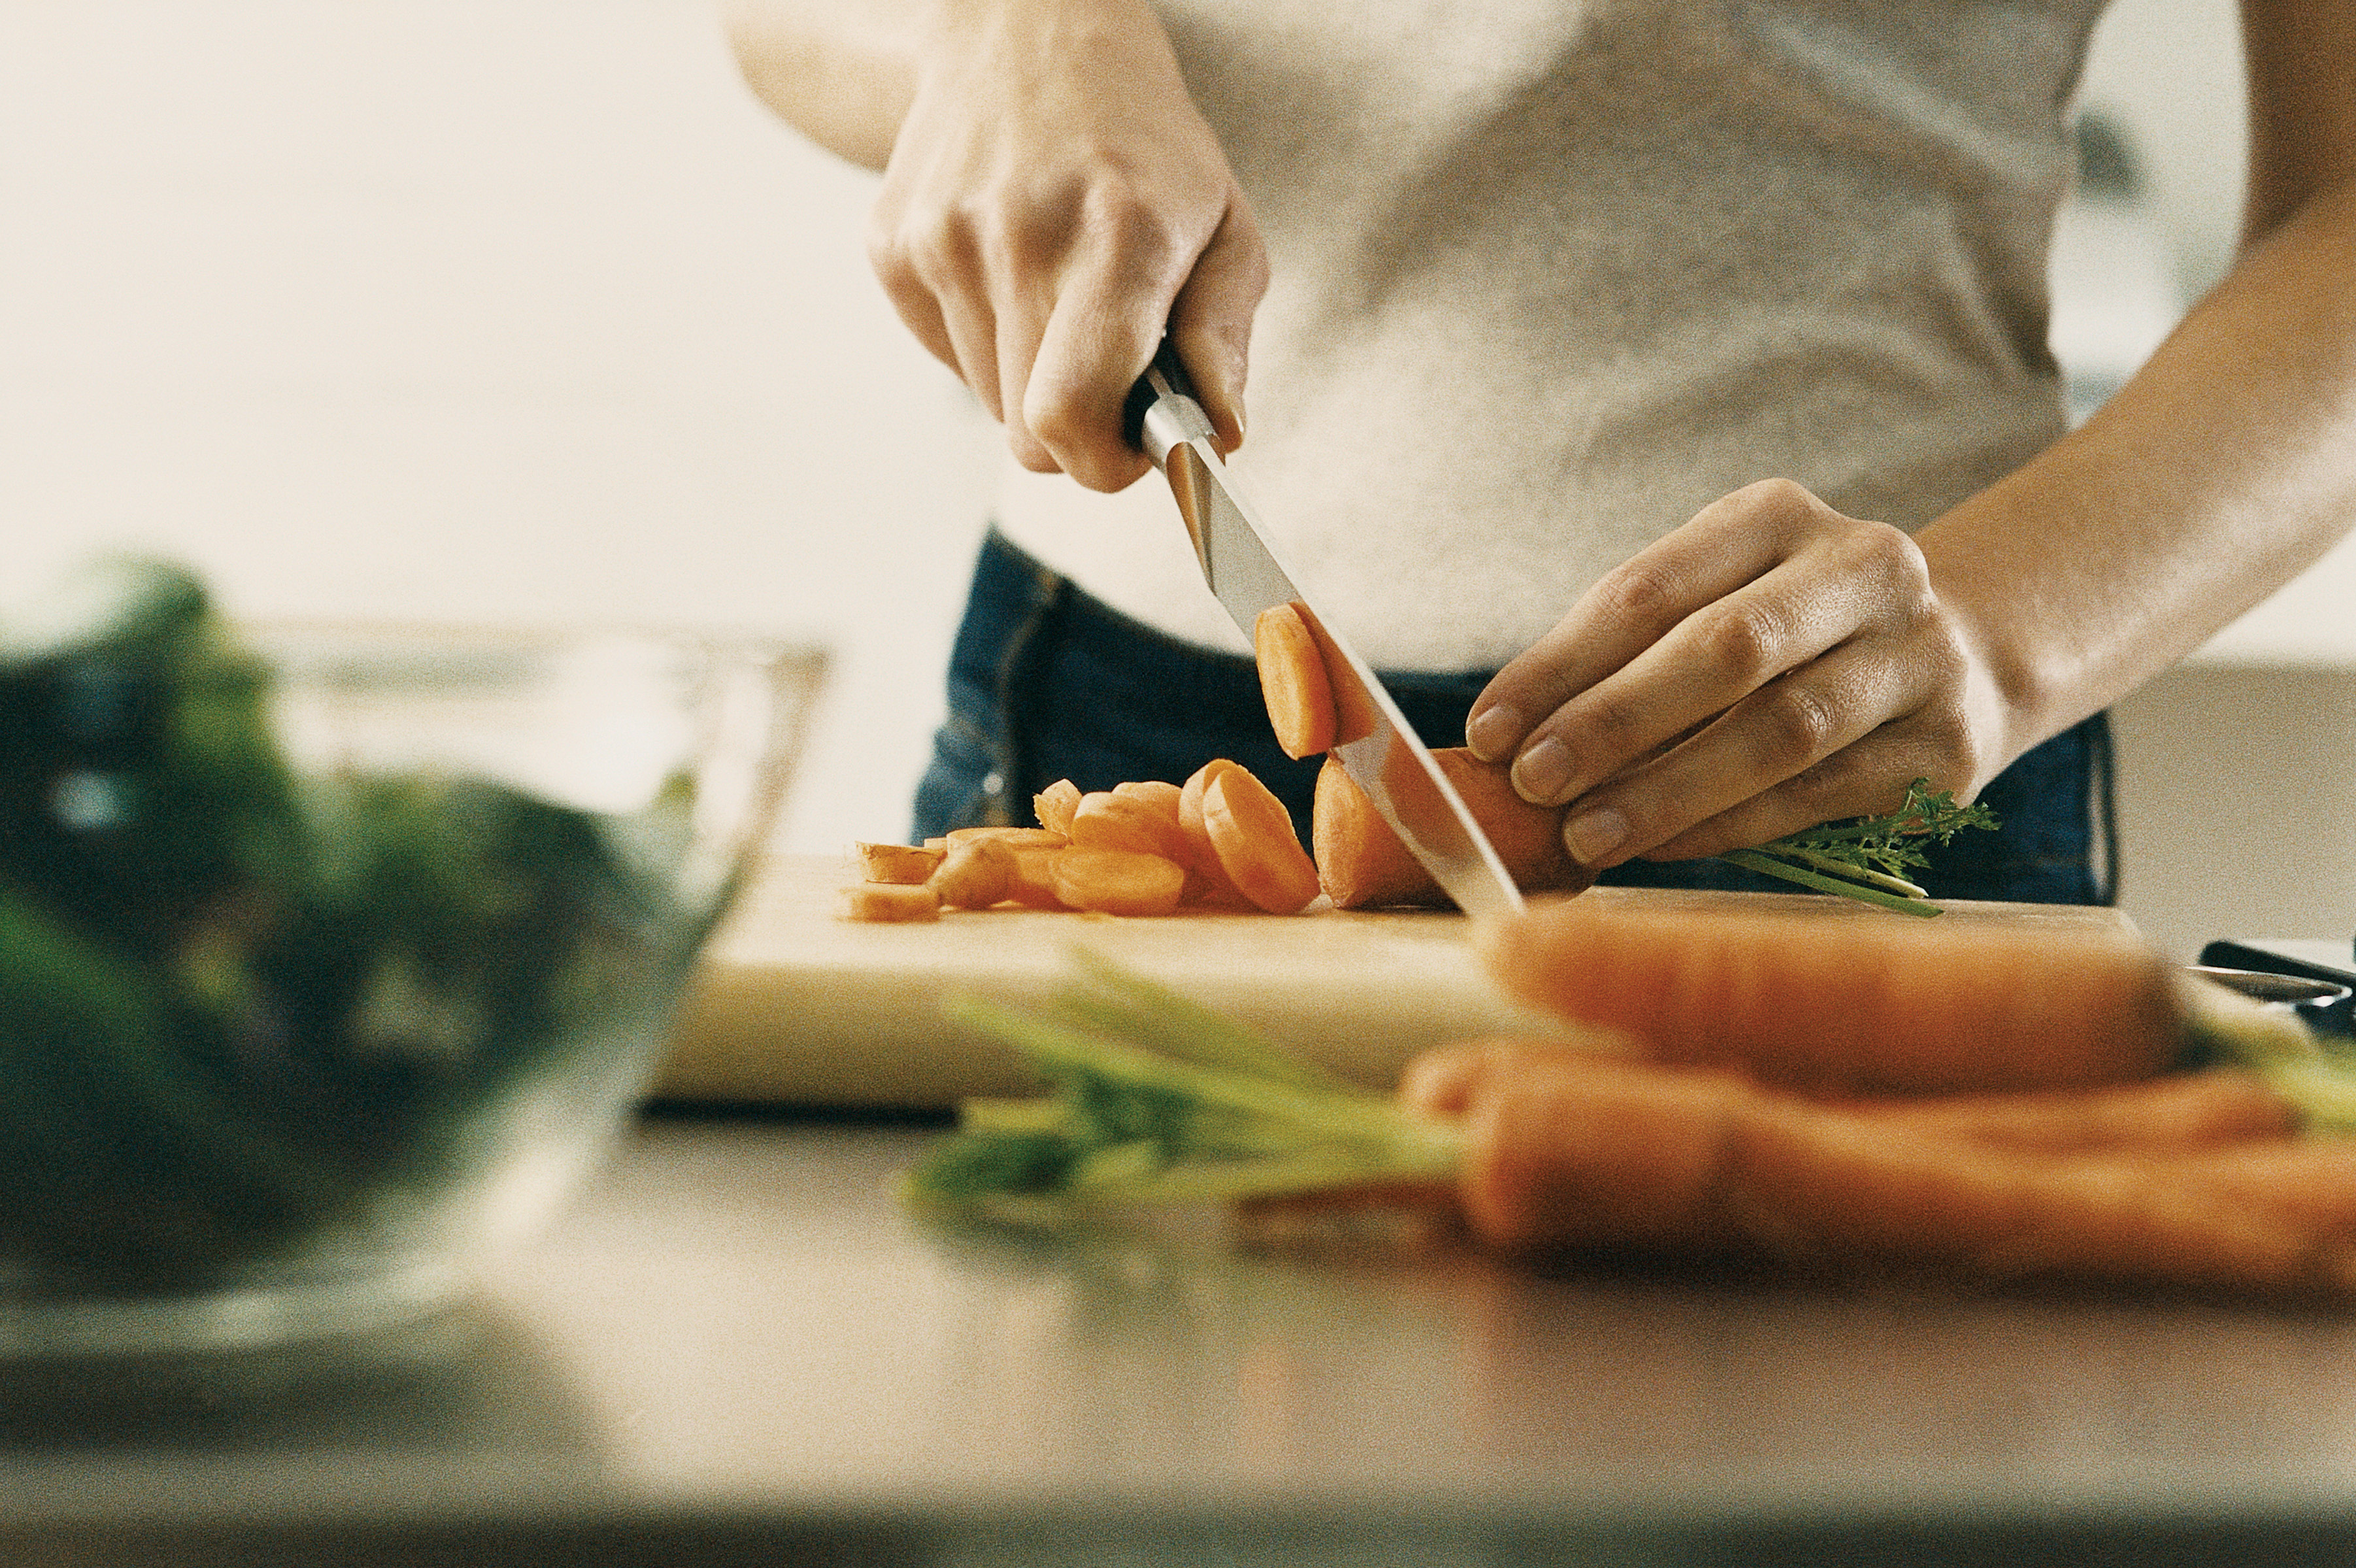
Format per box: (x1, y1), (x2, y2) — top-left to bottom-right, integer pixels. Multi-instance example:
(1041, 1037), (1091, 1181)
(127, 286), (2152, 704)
(992, 282), (1060, 474)
(866, 210), (966, 382)
(1501, 540), (1900, 810)
(1465, 479), (1831, 765)
(1553, 642), (1930, 868)
(1166, 197), (1270, 454)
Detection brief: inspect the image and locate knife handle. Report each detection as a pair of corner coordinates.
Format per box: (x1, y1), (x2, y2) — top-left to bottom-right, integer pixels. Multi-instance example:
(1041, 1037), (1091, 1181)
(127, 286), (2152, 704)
(1120, 337), (1207, 458)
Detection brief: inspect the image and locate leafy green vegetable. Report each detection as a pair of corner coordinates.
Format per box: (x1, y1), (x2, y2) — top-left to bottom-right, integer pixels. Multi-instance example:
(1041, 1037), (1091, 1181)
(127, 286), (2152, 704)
(1715, 778), (2000, 916)
(901, 950), (1464, 1217)
(0, 557), (713, 1287)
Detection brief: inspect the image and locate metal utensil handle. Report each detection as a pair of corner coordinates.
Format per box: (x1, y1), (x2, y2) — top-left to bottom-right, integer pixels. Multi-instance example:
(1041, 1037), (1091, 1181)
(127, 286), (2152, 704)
(1120, 339), (1206, 459)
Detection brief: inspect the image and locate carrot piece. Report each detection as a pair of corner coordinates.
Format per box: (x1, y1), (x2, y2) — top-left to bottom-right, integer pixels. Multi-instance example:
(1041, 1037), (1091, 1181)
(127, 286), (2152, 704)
(1253, 602), (1338, 759)
(1290, 601), (1378, 747)
(1415, 1040), (2356, 1299)
(1068, 790), (1192, 863)
(928, 838), (1017, 910)
(837, 882), (943, 922)
(1000, 847), (1072, 909)
(1312, 748), (1594, 909)
(855, 842), (945, 886)
(1048, 848), (1188, 916)
(1113, 778), (1184, 819)
(945, 826), (1069, 850)
(1202, 765), (1322, 914)
(1474, 895), (2184, 1096)
(1177, 760), (1253, 907)
(1841, 1070), (2297, 1155)
(1034, 778), (1083, 836)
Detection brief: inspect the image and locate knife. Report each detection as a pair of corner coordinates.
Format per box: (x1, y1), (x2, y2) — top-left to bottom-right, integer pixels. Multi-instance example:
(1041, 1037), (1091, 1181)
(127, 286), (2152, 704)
(1121, 340), (1524, 918)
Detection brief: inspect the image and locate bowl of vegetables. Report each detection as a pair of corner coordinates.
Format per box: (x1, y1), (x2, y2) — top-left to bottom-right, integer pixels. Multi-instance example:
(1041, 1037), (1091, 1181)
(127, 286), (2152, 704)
(0, 558), (822, 1356)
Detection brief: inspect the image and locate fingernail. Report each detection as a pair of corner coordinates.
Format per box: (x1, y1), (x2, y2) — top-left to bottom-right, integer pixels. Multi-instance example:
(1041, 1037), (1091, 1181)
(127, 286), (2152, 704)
(1564, 808), (1629, 866)
(1464, 704), (1521, 762)
(1510, 737), (1572, 804)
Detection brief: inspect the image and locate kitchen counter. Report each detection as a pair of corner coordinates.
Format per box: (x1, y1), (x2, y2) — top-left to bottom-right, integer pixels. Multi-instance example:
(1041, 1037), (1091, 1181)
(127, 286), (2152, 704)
(14, 1112), (2356, 1566)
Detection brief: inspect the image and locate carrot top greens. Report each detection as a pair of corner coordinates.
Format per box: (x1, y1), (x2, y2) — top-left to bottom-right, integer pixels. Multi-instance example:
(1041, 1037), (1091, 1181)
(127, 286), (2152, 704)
(1715, 778), (2001, 916)
(899, 949), (1464, 1216)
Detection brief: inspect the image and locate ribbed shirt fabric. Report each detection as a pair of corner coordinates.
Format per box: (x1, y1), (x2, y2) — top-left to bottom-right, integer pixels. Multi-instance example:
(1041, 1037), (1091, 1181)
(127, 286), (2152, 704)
(992, 0), (2108, 670)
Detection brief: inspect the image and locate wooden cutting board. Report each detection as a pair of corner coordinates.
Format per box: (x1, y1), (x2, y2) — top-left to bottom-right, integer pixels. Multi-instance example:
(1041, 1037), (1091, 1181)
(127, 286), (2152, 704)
(650, 854), (2146, 1108)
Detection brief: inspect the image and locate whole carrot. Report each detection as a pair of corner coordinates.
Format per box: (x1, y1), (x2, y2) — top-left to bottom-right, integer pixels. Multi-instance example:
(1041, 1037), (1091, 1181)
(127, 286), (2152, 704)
(1474, 894), (2186, 1095)
(1408, 1039), (2356, 1299)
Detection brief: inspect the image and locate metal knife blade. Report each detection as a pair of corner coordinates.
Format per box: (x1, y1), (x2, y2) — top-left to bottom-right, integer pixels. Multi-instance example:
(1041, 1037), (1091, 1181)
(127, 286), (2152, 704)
(1121, 341), (1524, 918)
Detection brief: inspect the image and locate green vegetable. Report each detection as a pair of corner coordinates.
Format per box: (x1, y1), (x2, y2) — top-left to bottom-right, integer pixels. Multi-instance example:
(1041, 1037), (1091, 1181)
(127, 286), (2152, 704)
(0, 557), (713, 1287)
(1715, 778), (2000, 916)
(901, 950), (1463, 1218)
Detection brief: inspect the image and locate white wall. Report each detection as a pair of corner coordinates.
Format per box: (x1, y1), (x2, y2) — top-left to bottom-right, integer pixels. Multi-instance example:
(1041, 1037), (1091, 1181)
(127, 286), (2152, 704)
(2, 0), (2349, 948)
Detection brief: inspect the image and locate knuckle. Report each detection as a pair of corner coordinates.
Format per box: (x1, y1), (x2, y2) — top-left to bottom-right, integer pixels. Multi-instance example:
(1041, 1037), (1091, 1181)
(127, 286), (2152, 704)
(1751, 681), (1842, 768)
(1700, 601), (1789, 683)
(1590, 560), (1683, 637)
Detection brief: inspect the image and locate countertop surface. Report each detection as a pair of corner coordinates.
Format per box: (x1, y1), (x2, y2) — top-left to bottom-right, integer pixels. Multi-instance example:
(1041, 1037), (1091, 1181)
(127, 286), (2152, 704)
(14, 1114), (2356, 1567)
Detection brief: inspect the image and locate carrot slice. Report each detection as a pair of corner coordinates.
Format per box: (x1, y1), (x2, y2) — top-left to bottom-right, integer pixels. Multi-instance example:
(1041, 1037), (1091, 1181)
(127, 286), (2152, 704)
(1474, 897), (2183, 1097)
(1202, 765), (1322, 914)
(855, 841), (945, 886)
(1068, 790), (1191, 863)
(945, 826), (1069, 850)
(1253, 602), (1338, 759)
(837, 882), (942, 922)
(928, 838), (1017, 910)
(1000, 847), (1071, 909)
(1049, 848), (1188, 916)
(1113, 778), (1184, 820)
(1313, 748), (1592, 909)
(1033, 779), (1083, 836)
(1177, 760), (1252, 907)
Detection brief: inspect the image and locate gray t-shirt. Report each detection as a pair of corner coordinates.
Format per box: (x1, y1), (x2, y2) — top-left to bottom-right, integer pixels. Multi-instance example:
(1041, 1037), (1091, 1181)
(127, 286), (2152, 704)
(992, 0), (2108, 669)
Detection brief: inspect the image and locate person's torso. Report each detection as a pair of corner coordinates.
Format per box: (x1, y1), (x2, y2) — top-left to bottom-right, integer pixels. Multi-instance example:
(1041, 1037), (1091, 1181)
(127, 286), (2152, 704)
(992, 0), (2110, 667)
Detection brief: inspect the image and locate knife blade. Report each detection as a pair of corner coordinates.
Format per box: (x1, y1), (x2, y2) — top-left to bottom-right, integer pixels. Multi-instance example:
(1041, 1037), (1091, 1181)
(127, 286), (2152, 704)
(1121, 340), (1524, 918)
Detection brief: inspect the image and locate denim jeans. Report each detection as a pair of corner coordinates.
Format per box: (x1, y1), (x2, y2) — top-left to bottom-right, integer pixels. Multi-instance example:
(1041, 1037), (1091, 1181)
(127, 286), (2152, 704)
(915, 530), (2115, 906)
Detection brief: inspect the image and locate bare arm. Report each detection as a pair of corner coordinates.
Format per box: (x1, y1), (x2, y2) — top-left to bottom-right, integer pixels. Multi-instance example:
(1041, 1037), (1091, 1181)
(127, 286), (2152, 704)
(722, 0), (1268, 487)
(1467, 0), (2356, 869)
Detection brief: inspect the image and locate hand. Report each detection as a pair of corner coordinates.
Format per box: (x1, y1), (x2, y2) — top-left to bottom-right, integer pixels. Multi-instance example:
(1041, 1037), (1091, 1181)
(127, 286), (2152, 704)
(868, 0), (1269, 490)
(1463, 478), (2010, 869)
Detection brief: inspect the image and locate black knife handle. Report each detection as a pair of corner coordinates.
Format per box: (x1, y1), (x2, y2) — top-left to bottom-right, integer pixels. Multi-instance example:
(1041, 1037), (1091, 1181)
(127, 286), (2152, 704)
(1120, 337), (1202, 452)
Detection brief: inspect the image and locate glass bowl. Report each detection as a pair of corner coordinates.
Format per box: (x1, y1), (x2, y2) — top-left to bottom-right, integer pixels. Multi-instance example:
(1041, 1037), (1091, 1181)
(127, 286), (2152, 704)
(0, 564), (824, 1356)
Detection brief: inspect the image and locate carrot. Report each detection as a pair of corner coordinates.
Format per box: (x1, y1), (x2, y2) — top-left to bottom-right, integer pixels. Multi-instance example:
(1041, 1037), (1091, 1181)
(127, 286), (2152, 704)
(1313, 748), (1596, 909)
(1048, 848), (1188, 916)
(928, 838), (1017, 910)
(1113, 778), (1184, 819)
(1000, 847), (1071, 909)
(1839, 1070), (2297, 1155)
(945, 826), (1068, 851)
(1412, 1039), (2356, 1298)
(1033, 778), (1083, 837)
(1177, 760), (1254, 908)
(1068, 790), (1190, 864)
(855, 841), (945, 885)
(1202, 764), (1322, 914)
(1253, 602), (1338, 759)
(1475, 895), (2183, 1095)
(838, 882), (943, 922)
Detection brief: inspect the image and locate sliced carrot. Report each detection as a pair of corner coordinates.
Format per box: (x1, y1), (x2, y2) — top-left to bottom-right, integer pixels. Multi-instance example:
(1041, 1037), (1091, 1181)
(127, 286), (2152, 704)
(1000, 847), (1071, 909)
(1049, 848), (1188, 916)
(1202, 765), (1322, 914)
(945, 826), (1069, 851)
(1474, 897), (2183, 1096)
(1033, 778), (1083, 836)
(1413, 1039), (2356, 1299)
(1177, 760), (1252, 907)
(1113, 778), (1184, 820)
(837, 882), (942, 922)
(855, 841), (945, 886)
(1290, 601), (1378, 746)
(1253, 602), (1338, 759)
(1069, 789), (1190, 863)
(1312, 748), (1592, 909)
(928, 838), (1017, 910)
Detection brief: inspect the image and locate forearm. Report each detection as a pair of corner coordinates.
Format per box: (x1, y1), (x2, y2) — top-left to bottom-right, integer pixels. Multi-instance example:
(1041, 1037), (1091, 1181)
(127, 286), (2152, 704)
(1922, 172), (2356, 769)
(720, 0), (923, 171)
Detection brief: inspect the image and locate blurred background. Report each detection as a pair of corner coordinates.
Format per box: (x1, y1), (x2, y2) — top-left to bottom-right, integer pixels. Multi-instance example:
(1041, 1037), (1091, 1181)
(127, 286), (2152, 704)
(3, 0), (2349, 959)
